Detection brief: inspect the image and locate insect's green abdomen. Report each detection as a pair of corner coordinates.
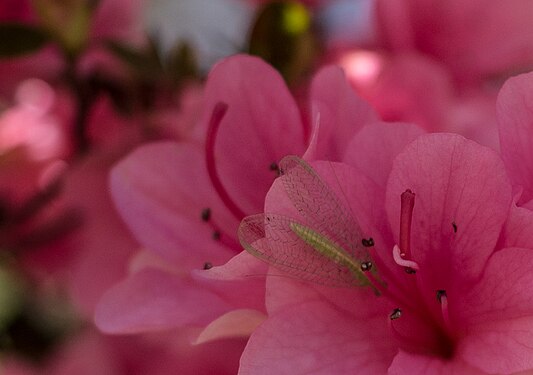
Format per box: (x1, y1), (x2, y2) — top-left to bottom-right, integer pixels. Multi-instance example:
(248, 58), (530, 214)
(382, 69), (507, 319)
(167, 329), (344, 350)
(289, 222), (369, 286)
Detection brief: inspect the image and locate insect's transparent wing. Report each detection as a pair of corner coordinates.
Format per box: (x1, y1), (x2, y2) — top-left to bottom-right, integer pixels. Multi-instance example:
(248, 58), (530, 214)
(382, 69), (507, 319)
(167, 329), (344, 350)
(238, 213), (365, 288)
(279, 155), (369, 260)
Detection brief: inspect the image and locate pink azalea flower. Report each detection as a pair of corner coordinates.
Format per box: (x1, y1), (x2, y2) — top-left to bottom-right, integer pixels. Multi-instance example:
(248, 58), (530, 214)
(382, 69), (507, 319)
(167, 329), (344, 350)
(95, 54), (380, 343)
(237, 125), (533, 373)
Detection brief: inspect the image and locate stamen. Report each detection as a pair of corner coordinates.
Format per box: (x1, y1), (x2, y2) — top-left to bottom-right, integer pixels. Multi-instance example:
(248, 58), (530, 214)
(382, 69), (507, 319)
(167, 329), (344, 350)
(360, 261), (372, 271)
(452, 222), (457, 233)
(205, 102), (246, 221)
(437, 290), (453, 333)
(390, 308), (402, 320)
(393, 244), (420, 271)
(361, 238), (374, 247)
(203, 262), (213, 270)
(399, 189), (415, 259)
(212, 230), (221, 241)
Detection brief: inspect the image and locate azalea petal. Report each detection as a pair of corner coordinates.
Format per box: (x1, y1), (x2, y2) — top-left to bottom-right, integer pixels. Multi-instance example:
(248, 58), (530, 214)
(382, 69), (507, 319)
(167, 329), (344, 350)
(190, 251), (268, 313)
(201, 55), (306, 216)
(305, 65), (378, 161)
(264, 276), (324, 315)
(191, 271), (267, 314)
(239, 301), (397, 375)
(193, 251), (267, 281)
(386, 134), (512, 297)
(194, 309), (266, 344)
(344, 122), (425, 189)
(388, 350), (484, 375)
(500, 204), (533, 248)
(497, 72), (533, 205)
(110, 142), (237, 268)
(95, 268), (232, 334)
(458, 317), (533, 374)
(459, 248), (533, 325)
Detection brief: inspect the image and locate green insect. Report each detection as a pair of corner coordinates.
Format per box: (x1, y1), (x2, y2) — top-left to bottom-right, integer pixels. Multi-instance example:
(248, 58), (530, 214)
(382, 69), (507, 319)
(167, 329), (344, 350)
(238, 155), (380, 294)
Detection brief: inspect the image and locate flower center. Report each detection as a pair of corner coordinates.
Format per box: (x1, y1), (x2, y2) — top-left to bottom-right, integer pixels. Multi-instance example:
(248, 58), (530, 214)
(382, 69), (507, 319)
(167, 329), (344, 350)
(385, 189), (455, 358)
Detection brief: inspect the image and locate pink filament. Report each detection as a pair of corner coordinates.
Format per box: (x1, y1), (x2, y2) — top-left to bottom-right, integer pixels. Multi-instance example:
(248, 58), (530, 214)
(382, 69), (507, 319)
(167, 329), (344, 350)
(439, 293), (453, 333)
(205, 102), (246, 221)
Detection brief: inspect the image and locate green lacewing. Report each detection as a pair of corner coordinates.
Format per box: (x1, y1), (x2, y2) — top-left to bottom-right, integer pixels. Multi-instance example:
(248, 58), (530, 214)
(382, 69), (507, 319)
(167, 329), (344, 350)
(238, 155), (379, 294)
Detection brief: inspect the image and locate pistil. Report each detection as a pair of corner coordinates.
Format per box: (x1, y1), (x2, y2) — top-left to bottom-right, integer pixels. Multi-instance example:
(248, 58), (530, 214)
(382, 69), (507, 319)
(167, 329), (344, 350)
(205, 102), (247, 221)
(393, 189), (419, 272)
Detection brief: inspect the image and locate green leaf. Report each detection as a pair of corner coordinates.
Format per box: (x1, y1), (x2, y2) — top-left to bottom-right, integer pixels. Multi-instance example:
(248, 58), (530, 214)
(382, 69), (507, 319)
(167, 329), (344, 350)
(0, 23), (49, 57)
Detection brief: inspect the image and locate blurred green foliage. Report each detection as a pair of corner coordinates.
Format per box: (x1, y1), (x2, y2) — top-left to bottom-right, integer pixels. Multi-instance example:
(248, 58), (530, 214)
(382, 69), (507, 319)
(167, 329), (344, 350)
(0, 23), (49, 57)
(248, 0), (317, 86)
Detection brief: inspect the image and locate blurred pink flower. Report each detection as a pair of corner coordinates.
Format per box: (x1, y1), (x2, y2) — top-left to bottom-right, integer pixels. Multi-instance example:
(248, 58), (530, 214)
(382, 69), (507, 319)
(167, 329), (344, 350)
(237, 126), (533, 373)
(333, 51), (501, 150)
(376, 0), (533, 82)
(0, 79), (70, 247)
(322, 2), (533, 151)
(0, 79), (67, 162)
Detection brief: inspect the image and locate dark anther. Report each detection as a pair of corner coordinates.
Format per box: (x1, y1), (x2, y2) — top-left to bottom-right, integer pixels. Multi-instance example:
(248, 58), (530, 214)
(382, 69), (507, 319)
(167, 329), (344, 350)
(201, 208), (211, 222)
(436, 289), (447, 303)
(269, 162), (280, 175)
(405, 267), (416, 274)
(362, 238), (374, 247)
(212, 230), (221, 241)
(203, 262), (213, 270)
(360, 261), (372, 271)
(390, 308), (402, 320)
(452, 222), (457, 233)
